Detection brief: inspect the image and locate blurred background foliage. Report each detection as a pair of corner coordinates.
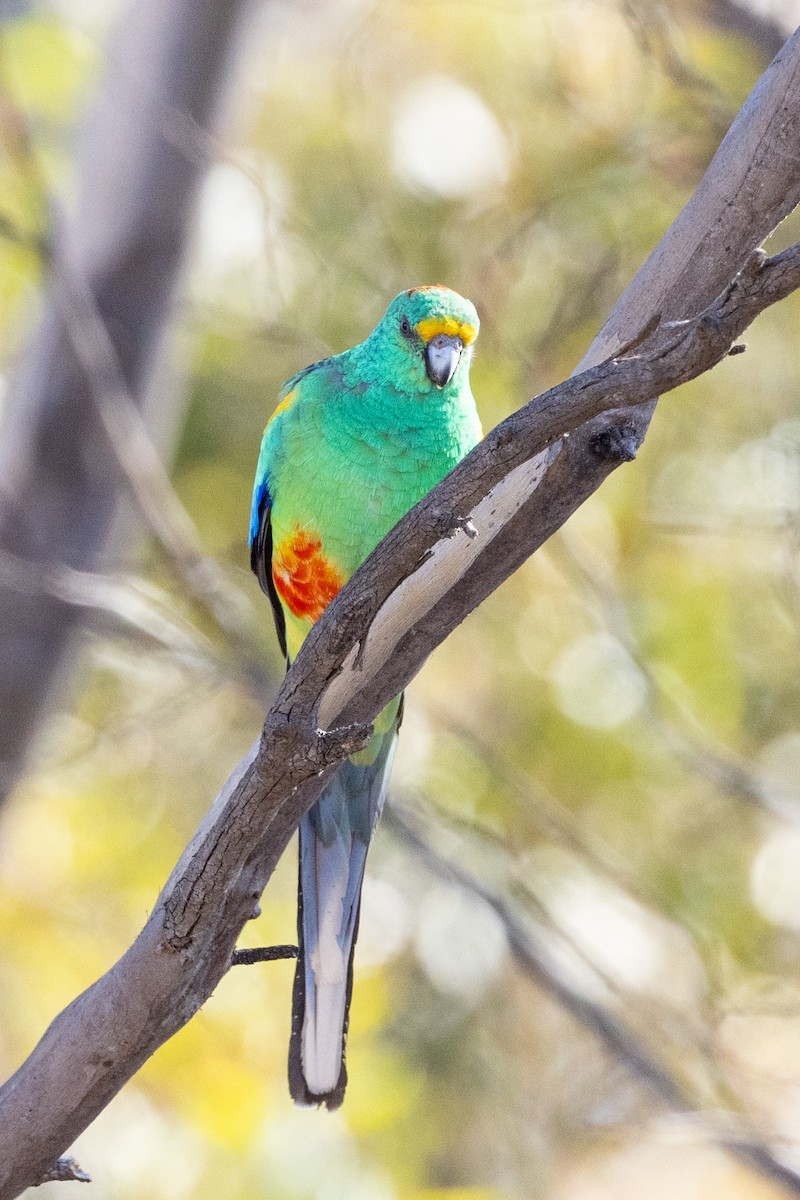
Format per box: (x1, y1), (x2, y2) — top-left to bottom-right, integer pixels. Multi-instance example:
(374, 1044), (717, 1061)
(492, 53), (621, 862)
(1, 0), (800, 1197)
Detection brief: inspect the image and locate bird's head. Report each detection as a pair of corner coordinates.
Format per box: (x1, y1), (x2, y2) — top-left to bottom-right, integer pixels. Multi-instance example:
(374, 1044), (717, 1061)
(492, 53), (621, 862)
(377, 285), (479, 391)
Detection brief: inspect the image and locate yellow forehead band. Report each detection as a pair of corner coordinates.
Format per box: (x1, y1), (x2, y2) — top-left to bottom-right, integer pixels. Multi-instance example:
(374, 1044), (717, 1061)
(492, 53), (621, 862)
(415, 316), (477, 346)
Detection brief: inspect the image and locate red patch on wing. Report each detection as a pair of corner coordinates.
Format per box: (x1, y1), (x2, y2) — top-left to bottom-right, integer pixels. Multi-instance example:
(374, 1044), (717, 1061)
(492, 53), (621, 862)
(272, 528), (343, 622)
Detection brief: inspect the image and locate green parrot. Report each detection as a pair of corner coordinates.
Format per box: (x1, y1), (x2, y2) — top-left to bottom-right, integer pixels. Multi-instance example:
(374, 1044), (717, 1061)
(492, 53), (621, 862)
(250, 285), (482, 1108)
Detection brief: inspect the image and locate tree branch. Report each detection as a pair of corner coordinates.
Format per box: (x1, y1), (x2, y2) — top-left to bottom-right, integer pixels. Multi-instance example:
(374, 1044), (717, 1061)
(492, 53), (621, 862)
(0, 547), (222, 663)
(231, 945), (298, 966)
(32, 1158), (91, 1188)
(3, 27), (800, 1200)
(702, 0), (789, 63)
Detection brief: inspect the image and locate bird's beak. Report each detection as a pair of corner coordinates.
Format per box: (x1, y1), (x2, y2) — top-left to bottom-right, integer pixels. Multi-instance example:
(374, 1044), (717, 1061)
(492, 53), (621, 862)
(425, 333), (463, 388)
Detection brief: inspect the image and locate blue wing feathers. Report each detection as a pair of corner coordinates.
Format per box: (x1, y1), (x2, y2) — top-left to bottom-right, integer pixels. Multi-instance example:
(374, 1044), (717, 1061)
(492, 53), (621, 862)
(249, 475), (271, 547)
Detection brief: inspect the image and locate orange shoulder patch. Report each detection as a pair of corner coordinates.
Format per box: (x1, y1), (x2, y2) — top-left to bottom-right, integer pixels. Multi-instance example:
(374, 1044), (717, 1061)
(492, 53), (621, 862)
(272, 527), (343, 622)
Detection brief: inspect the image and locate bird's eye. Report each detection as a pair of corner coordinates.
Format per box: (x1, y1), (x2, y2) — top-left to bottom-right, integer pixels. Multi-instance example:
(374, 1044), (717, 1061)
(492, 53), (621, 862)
(399, 315), (413, 339)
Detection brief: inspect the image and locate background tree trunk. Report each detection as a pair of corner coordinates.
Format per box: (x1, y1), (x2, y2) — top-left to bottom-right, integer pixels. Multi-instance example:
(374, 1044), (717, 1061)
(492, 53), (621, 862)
(0, 0), (251, 803)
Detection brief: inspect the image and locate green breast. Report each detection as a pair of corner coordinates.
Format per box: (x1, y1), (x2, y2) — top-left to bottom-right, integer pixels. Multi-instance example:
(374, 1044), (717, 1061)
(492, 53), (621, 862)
(269, 360), (481, 577)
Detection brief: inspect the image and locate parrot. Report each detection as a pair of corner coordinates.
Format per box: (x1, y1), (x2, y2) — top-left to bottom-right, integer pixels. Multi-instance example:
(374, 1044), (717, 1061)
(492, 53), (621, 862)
(249, 285), (482, 1109)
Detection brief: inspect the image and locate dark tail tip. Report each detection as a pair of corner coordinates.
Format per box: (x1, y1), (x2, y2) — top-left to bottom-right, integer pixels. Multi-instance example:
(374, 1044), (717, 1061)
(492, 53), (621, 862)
(287, 950), (348, 1110)
(287, 850), (356, 1111)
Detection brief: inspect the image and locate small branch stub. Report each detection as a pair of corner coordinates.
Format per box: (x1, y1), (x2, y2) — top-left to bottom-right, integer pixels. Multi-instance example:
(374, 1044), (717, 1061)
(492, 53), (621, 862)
(34, 1157), (91, 1187)
(590, 423), (642, 463)
(231, 945), (299, 966)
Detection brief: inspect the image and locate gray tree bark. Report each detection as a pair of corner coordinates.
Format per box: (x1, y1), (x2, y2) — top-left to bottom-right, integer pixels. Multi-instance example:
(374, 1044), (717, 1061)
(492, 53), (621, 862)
(0, 0), (252, 802)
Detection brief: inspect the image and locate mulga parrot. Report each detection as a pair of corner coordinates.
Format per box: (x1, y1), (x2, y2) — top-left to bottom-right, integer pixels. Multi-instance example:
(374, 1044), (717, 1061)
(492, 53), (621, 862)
(249, 285), (482, 1108)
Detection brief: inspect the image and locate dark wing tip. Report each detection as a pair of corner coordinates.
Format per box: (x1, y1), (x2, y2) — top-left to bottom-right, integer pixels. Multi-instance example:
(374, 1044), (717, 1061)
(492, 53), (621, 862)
(250, 499), (288, 660)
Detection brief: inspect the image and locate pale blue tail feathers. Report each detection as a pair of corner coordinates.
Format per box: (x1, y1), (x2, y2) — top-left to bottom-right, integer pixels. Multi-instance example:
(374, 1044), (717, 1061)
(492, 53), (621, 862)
(288, 704), (401, 1108)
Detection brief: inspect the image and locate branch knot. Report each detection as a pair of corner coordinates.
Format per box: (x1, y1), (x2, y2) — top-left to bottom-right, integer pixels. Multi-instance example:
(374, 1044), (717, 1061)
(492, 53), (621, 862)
(314, 721), (374, 764)
(590, 422), (641, 463)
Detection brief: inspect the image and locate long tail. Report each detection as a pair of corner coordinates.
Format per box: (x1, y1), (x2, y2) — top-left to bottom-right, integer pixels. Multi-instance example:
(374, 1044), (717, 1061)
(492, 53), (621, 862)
(288, 697), (402, 1109)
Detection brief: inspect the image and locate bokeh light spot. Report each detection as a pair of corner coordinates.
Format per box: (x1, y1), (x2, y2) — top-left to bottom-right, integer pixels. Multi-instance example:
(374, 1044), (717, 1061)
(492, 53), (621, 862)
(392, 75), (511, 199)
(550, 633), (647, 730)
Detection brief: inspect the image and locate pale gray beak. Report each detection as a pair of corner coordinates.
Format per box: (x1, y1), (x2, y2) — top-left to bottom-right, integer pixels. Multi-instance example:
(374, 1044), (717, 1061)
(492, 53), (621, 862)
(425, 333), (463, 388)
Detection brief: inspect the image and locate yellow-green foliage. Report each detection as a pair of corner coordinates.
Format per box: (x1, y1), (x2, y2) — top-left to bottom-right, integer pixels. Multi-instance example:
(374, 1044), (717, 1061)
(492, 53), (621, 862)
(0, 3), (798, 1198)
